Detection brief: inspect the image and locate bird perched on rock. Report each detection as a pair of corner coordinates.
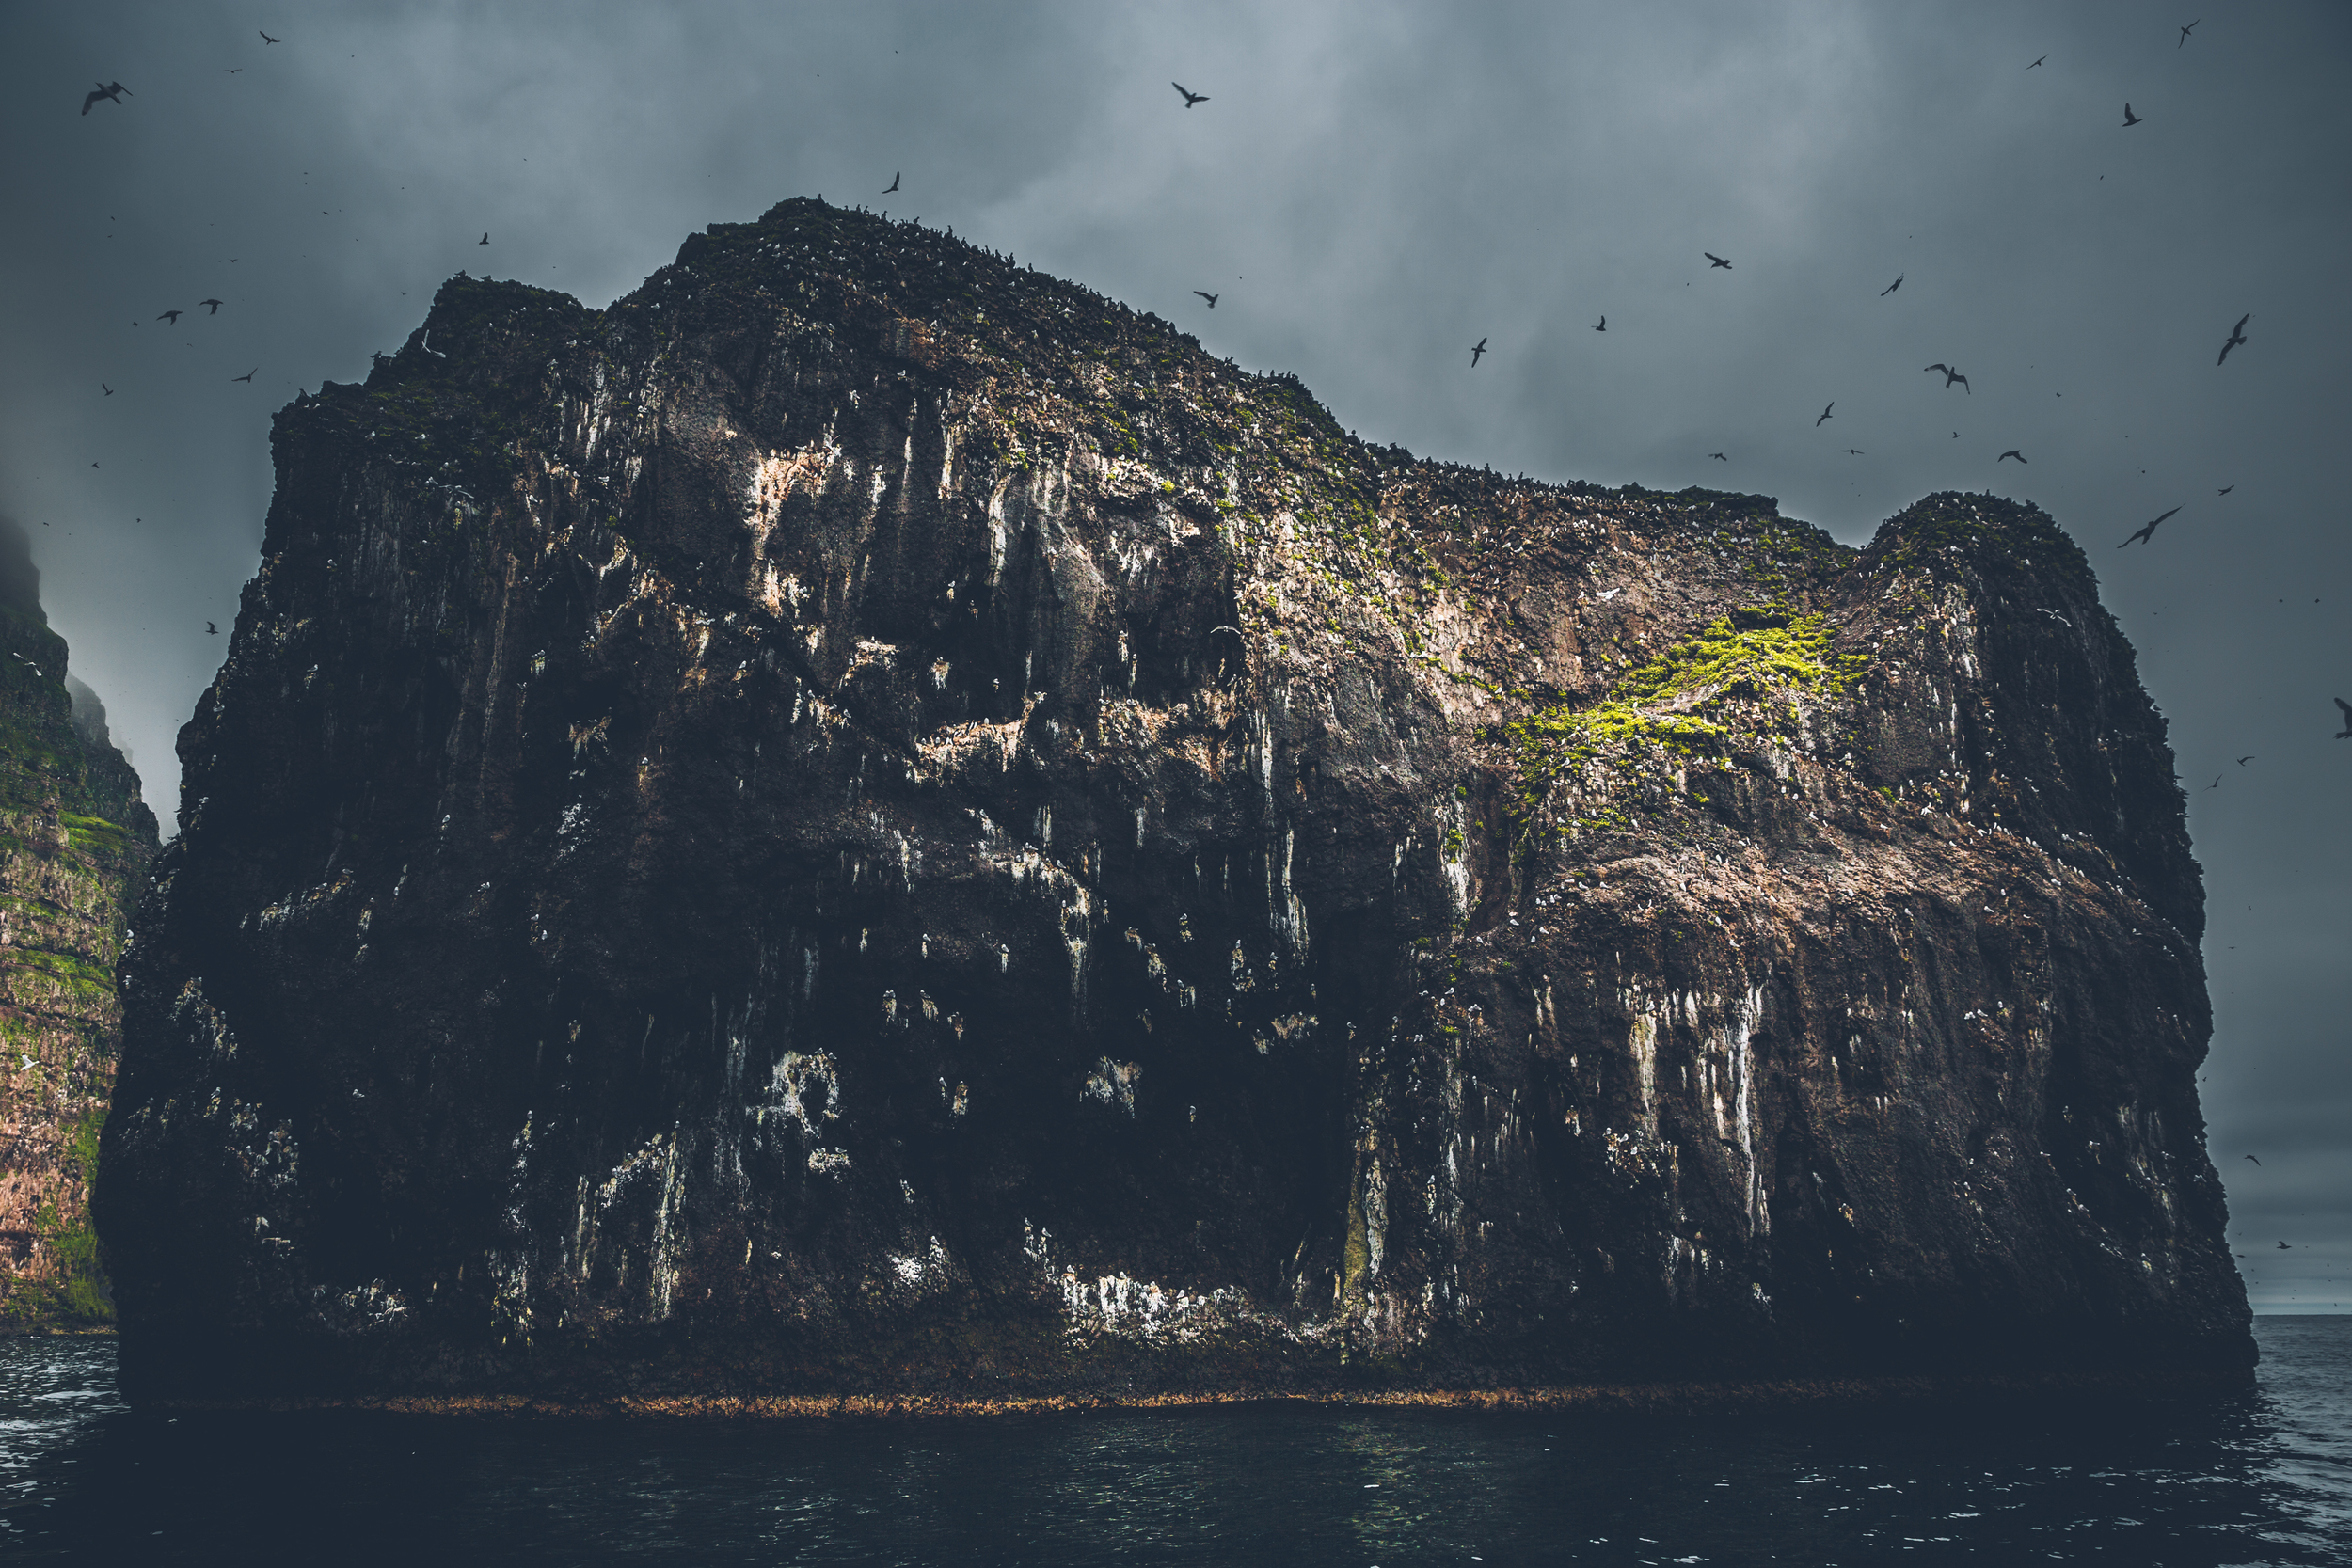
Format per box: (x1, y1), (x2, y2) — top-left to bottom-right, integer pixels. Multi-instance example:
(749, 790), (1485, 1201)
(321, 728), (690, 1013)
(2118, 506), (2180, 547)
(1470, 337), (1487, 366)
(1705, 252), (1731, 269)
(2122, 103), (2142, 126)
(1999, 450), (2026, 463)
(1171, 82), (1207, 107)
(1924, 363), (1969, 392)
(2217, 313), (2249, 365)
(82, 81), (131, 115)
(1193, 291), (1217, 308)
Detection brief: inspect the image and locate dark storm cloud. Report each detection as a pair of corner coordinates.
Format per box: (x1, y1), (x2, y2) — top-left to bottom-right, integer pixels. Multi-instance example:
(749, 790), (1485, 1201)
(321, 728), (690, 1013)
(1, 0), (2344, 1307)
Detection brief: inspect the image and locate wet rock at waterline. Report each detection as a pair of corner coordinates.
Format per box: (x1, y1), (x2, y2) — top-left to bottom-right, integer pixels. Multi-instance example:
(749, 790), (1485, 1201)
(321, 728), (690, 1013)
(99, 199), (2249, 1403)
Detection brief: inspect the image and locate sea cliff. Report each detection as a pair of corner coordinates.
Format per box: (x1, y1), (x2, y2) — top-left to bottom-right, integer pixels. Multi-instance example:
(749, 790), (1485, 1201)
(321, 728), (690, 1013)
(0, 518), (159, 1331)
(100, 199), (2249, 1403)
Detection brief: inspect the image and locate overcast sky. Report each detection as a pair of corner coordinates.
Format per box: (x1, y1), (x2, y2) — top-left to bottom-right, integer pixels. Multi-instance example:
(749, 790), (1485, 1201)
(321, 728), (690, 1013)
(2, 1), (2344, 1311)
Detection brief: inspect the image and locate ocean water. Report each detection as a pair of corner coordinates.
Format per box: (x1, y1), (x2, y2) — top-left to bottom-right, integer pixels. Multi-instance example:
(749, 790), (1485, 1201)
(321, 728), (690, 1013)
(1, 1321), (2344, 1565)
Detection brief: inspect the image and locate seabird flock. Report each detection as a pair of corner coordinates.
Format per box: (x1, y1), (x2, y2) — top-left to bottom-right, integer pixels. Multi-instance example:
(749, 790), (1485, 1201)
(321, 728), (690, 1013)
(72, 20), (2327, 740)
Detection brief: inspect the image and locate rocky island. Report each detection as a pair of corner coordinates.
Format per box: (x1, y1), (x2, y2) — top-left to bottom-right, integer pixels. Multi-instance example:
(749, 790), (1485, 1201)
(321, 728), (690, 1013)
(100, 199), (2250, 1408)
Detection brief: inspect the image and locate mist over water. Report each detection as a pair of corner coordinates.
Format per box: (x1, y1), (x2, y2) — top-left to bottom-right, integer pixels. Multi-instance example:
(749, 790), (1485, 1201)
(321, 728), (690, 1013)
(1, 1322), (2345, 1563)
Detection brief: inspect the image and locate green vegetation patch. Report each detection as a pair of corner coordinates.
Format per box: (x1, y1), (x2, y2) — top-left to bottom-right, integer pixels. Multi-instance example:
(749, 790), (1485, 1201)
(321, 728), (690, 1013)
(1506, 606), (1868, 835)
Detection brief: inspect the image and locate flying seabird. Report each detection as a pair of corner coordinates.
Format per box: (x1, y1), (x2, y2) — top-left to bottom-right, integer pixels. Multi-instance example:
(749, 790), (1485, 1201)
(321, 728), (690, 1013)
(2122, 103), (2142, 126)
(157, 309), (182, 324)
(1171, 82), (1207, 108)
(882, 172), (899, 193)
(206, 622), (218, 635)
(81, 81), (131, 115)
(1841, 449), (1865, 455)
(2237, 755), (2254, 765)
(1816, 403), (1834, 426)
(1470, 337), (1487, 366)
(1705, 252), (1732, 269)
(478, 232), (489, 245)
(2278, 1241), (2292, 1249)
(260, 30), (278, 43)
(1594, 316), (1606, 331)
(2028, 55), (2047, 69)
(1709, 452), (1727, 461)
(2218, 484), (2234, 495)
(1193, 291), (1217, 308)
(2179, 19), (2200, 47)
(1999, 450), (2026, 463)
(1924, 362), (1970, 392)
(231, 367), (257, 383)
(2245, 1154), (2261, 1165)
(2217, 312), (2249, 365)
(1881, 273), (1903, 295)
(2207, 773), (2222, 789)
(101, 383), (113, 396)
(2117, 506), (2181, 548)
(199, 298), (222, 314)
(2336, 697), (2352, 738)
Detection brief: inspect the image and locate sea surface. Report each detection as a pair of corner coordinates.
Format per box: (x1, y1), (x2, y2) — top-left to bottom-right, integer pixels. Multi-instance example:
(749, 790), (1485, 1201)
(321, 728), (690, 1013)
(1, 1320), (2345, 1565)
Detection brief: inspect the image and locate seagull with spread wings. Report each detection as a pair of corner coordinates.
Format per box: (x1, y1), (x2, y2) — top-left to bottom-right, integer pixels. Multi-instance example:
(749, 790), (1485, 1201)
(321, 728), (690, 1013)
(1171, 82), (1207, 107)
(1470, 337), (1487, 366)
(1882, 273), (1903, 295)
(2122, 103), (2143, 126)
(2118, 506), (2181, 548)
(1193, 291), (1217, 308)
(1816, 403), (1834, 426)
(1999, 450), (2026, 464)
(2217, 313), (2249, 365)
(81, 81), (131, 115)
(1924, 362), (1970, 393)
(1705, 252), (1732, 269)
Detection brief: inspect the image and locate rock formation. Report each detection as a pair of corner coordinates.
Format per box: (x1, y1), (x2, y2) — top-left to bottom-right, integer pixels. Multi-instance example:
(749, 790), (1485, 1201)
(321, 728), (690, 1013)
(0, 516), (159, 1330)
(102, 200), (2250, 1404)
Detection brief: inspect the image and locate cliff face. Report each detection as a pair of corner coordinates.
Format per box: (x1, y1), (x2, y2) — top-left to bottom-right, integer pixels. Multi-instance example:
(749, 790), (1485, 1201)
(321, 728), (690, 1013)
(102, 200), (2248, 1403)
(0, 519), (159, 1330)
